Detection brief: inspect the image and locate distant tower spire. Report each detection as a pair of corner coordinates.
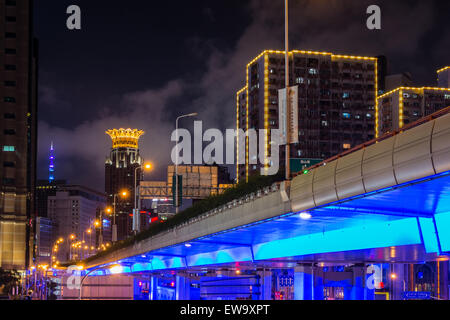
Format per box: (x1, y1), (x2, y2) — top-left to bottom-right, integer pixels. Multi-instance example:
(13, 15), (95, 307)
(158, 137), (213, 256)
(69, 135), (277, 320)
(49, 141), (55, 182)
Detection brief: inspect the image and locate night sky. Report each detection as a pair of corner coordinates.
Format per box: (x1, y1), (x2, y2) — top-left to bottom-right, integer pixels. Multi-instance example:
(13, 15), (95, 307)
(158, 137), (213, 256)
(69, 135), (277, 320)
(34, 0), (450, 191)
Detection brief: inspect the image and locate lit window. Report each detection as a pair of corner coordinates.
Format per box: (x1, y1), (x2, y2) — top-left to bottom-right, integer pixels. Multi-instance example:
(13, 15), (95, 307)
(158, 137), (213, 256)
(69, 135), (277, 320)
(3, 146), (15, 152)
(308, 68), (318, 75)
(343, 144), (351, 149)
(342, 112), (351, 119)
(296, 77), (304, 84)
(342, 92), (350, 99)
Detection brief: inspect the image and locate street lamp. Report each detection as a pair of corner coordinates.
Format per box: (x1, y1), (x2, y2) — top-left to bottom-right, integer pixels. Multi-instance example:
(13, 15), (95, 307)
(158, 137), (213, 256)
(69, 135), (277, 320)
(133, 162), (153, 234)
(112, 190), (128, 242)
(175, 113), (198, 214)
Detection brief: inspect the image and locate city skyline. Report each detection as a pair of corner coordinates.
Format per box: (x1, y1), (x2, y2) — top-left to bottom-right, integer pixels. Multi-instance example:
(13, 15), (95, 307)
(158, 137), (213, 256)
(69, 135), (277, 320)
(35, 0), (450, 190)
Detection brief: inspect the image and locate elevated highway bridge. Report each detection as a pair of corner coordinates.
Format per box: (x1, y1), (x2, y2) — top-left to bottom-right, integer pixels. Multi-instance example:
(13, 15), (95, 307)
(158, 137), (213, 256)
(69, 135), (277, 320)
(69, 109), (450, 300)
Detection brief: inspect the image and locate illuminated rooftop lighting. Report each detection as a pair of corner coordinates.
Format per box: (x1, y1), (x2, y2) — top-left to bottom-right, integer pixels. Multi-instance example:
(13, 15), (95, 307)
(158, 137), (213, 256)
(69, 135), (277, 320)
(105, 128), (145, 149)
(185, 243), (192, 248)
(437, 66), (450, 73)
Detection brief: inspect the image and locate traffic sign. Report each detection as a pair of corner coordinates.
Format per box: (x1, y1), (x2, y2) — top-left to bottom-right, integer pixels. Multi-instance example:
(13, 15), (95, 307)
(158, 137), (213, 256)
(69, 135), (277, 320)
(402, 291), (431, 300)
(290, 158), (323, 174)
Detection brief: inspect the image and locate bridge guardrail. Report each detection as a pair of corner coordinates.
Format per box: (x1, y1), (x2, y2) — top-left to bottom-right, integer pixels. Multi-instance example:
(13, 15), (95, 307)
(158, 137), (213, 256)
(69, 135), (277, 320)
(290, 108), (450, 213)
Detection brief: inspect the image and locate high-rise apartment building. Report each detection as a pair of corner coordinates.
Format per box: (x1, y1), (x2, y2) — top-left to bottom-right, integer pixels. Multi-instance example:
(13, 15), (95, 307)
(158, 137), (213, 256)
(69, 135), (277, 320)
(0, 0), (38, 270)
(236, 50), (380, 182)
(105, 129), (144, 241)
(377, 87), (450, 135)
(47, 185), (106, 261)
(377, 67), (450, 135)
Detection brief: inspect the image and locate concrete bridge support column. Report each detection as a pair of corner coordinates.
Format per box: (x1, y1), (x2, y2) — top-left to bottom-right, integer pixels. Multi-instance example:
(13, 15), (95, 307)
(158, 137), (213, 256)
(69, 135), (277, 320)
(390, 264), (407, 300)
(342, 266), (375, 300)
(150, 275), (158, 300)
(294, 265), (314, 300)
(176, 275), (191, 300)
(258, 269), (273, 300)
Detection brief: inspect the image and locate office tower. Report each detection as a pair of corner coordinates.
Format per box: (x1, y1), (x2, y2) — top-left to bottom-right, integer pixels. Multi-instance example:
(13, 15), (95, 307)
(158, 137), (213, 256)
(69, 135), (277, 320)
(47, 185), (106, 261)
(105, 129), (144, 241)
(0, 0), (38, 270)
(35, 217), (54, 265)
(377, 87), (450, 135)
(437, 67), (450, 89)
(236, 50), (379, 182)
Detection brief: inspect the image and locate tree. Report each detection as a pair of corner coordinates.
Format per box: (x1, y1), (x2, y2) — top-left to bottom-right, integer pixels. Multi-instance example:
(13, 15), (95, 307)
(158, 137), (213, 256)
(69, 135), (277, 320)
(0, 268), (21, 296)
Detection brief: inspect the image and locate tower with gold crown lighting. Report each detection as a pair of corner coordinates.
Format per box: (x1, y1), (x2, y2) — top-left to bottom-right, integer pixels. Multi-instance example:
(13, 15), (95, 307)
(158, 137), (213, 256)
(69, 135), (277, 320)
(105, 128), (145, 241)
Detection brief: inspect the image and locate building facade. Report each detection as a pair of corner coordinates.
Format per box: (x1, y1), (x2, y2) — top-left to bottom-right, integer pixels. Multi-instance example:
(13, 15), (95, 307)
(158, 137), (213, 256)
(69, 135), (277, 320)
(377, 87), (450, 135)
(35, 179), (67, 218)
(47, 185), (106, 261)
(385, 72), (414, 92)
(0, 0), (38, 270)
(105, 129), (144, 241)
(35, 216), (54, 266)
(236, 50), (380, 182)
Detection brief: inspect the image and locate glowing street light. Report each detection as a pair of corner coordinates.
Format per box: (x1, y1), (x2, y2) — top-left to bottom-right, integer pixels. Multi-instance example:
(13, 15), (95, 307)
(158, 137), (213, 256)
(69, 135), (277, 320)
(112, 190), (129, 242)
(133, 162), (153, 234)
(175, 113), (198, 214)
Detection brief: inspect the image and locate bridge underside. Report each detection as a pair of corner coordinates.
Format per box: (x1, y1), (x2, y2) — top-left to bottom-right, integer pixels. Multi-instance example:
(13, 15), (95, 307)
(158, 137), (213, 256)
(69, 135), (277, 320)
(90, 171), (450, 276)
